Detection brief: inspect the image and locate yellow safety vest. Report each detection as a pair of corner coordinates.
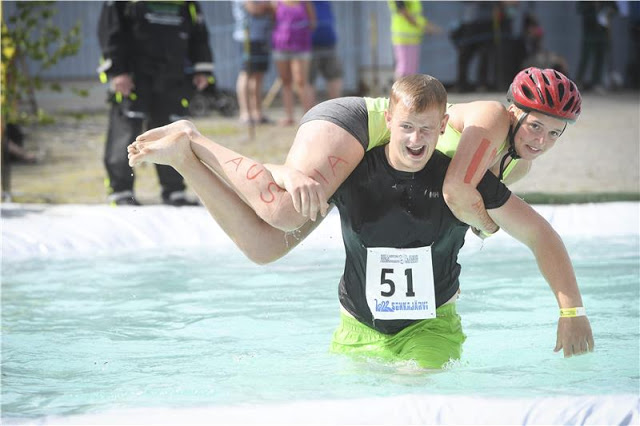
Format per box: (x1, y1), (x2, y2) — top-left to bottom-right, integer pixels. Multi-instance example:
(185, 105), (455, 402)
(1, 17), (16, 121)
(388, 1), (426, 45)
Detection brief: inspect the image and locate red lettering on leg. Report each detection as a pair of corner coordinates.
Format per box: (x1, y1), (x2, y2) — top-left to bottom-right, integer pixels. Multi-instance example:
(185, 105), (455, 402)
(225, 157), (244, 172)
(464, 139), (491, 184)
(246, 163), (264, 180)
(313, 168), (329, 185)
(260, 182), (282, 204)
(328, 156), (348, 177)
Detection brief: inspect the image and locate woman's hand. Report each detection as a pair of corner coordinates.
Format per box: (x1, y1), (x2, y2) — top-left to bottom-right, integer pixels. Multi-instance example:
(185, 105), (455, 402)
(265, 164), (329, 221)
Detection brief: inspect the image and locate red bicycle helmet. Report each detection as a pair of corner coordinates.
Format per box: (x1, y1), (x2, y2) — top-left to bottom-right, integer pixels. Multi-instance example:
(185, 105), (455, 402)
(507, 67), (581, 123)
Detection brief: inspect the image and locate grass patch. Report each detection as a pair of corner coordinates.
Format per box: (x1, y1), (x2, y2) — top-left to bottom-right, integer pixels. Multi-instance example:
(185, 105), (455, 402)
(516, 192), (640, 204)
(194, 121), (243, 137)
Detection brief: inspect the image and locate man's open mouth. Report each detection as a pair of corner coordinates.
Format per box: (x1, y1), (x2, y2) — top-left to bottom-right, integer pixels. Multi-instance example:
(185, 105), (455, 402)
(407, 146), (426, 157)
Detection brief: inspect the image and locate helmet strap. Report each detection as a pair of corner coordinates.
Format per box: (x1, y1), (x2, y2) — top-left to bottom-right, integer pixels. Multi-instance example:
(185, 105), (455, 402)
(498, 112), (527, 181)
(558, 122), (568, 137)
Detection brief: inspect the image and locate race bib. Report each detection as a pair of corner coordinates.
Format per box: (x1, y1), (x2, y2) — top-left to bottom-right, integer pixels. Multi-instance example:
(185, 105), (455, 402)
(365, 246), (436, 320)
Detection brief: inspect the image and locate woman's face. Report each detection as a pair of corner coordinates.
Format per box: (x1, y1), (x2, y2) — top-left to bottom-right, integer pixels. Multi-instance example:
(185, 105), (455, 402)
(510, 107), (567, 161)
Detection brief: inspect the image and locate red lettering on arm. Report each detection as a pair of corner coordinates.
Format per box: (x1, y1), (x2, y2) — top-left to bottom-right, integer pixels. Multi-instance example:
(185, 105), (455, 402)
(464, 138), (491, 184)
(328, 156), (348, 177)
(225, 157), (244, 172)
(246, 163), (265, 180)
(313, 168), (329, 185)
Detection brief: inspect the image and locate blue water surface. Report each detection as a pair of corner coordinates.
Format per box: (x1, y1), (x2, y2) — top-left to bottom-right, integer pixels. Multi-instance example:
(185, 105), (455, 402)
(2, 235), (639, 420)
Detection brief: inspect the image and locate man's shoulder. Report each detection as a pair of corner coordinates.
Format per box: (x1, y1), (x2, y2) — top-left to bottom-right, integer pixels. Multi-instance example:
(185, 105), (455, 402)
(362, 144), (387, 164)
(429, 150), (452, 170)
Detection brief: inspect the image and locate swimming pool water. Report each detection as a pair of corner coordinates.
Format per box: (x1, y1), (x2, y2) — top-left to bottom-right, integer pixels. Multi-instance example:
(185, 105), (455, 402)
(2, 229), (638, 421)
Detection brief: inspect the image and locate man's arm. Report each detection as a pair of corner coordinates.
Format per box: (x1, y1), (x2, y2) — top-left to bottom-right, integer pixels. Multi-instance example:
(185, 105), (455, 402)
(442, 101), (510, 236)
(487, 195), (594, 357)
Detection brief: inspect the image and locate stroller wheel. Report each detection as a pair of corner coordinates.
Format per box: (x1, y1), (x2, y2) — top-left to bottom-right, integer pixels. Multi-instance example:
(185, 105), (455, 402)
(189, 93), (210, 117)
(215, 97), (238, 117)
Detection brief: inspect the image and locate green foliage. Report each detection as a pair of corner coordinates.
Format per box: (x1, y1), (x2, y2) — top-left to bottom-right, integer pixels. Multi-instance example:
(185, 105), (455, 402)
(2, 1), (83, 124)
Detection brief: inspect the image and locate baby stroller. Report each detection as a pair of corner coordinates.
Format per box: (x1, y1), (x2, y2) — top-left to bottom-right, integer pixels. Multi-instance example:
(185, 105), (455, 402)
(189, 81), (238, 118)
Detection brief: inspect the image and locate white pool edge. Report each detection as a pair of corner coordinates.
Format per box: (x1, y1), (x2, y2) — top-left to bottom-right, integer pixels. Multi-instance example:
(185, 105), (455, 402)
(2, 202), (639, 261)
(38, 393), (640, 425)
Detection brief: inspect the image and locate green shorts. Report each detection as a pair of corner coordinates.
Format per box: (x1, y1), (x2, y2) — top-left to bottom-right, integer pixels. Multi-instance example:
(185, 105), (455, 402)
(329, 304), (466, 369)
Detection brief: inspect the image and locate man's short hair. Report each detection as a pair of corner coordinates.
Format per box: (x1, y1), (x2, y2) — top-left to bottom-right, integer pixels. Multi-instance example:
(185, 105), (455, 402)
(389, 74), (447, 115)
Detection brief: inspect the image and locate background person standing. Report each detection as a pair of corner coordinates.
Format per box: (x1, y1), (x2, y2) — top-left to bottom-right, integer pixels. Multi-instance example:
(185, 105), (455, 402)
(233, 0), (274, 126)
(450, 1), (494, 92)
(97, 1), (214, 206)
(271, 0), (316, 126)
(309, 0), (343, 101)
(575, 1), (618, 93)
(388, 1), (440, 80)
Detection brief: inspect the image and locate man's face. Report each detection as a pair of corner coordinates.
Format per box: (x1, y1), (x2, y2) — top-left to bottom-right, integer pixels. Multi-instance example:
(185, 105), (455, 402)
(384, 101), (448, 172)
(510, 108), (566, 161)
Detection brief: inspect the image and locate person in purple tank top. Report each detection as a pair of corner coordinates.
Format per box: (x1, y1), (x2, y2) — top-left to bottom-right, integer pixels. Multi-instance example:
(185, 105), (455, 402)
(271, 1), (316, 125)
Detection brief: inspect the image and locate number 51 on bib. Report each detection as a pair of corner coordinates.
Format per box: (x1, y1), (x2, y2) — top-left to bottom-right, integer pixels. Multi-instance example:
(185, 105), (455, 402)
(365, 246), (436, 320)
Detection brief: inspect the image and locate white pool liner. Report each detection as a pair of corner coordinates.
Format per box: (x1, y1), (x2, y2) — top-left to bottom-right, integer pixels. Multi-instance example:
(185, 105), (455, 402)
(43, 393), (639, 425)
(2, 202), (639, 261)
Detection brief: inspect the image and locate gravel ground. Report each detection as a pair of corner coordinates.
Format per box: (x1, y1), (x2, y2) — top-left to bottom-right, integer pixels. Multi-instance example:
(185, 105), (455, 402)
(4, 81), (639, 205)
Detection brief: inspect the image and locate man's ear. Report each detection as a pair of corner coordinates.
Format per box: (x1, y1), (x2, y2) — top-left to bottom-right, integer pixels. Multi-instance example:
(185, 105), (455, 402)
(440, 113), (449, 134)
(384, 109), (392, 130)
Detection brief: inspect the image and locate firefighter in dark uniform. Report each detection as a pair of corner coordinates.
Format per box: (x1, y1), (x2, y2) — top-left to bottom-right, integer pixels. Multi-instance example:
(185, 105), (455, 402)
(97, 1), (214, 206)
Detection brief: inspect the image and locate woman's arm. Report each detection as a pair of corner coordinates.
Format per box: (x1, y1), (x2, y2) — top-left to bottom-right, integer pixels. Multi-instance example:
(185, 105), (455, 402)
(443, 101), (511, 235)
(488, 195), (594, 357)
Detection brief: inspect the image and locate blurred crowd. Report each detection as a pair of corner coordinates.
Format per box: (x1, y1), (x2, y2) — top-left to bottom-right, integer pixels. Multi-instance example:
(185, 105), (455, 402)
(449, 1), (637, 94)
(2, 1), (638, 204)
